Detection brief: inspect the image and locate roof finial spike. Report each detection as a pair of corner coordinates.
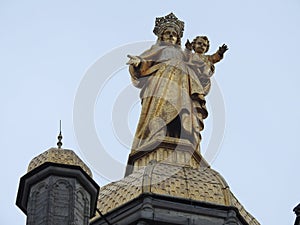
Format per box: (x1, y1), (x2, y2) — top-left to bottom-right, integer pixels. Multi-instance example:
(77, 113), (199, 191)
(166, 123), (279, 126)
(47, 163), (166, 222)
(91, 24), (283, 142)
(57, 120), (63, 149)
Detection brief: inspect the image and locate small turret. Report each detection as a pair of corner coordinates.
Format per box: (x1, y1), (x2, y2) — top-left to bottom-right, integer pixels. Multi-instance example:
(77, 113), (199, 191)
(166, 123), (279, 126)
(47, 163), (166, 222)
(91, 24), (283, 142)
(16, 127), (99, 225)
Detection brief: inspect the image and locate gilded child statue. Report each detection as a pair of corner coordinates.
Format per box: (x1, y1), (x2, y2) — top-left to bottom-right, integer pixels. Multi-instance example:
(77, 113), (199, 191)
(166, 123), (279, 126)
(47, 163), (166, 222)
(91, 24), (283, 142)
(185, 36), (228, 95)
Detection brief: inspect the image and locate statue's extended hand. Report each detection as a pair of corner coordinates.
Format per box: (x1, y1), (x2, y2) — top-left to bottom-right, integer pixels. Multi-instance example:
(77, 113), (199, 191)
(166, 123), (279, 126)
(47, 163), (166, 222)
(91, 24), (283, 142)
(218, 44), (228, 57)
(185, 39), (193, 51)
(126, 55), (141, 67)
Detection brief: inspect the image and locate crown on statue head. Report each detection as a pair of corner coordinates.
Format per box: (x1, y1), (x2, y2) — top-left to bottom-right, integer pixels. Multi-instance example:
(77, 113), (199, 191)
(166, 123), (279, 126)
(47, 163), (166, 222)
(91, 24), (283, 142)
(153, 12), (184, 38)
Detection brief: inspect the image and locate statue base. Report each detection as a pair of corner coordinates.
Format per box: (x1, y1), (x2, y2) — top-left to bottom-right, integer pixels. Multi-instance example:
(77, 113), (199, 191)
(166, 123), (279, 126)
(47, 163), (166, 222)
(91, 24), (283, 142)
(125, 136), (209, 176)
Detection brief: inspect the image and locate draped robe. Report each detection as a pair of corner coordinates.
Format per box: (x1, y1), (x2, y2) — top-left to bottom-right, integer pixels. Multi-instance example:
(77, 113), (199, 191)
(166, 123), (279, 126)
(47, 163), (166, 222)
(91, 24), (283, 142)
(129, 43), (209, 152)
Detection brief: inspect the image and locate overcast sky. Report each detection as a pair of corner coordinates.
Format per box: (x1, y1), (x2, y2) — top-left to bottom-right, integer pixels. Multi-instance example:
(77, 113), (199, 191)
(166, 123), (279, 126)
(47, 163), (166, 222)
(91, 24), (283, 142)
(1, 1), (300, 224)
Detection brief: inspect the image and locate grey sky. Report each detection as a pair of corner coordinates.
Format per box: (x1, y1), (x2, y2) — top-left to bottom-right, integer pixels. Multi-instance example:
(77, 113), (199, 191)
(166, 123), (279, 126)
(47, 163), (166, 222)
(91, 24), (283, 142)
(1, 0), (300, 224)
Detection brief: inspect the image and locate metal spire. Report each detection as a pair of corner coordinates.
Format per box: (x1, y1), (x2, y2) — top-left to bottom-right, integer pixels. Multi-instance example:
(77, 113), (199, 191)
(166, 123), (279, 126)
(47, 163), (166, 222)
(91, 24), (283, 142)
(57, 120), (63, 149)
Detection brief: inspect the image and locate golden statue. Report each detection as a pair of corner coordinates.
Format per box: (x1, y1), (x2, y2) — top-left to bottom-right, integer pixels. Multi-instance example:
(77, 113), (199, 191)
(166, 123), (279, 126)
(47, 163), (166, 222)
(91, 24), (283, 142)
(127, 13), (227, 154)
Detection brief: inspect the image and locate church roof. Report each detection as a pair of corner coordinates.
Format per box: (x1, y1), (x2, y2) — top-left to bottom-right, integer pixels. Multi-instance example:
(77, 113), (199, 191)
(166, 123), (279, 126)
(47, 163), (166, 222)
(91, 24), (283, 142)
(96, 161), (259, 225)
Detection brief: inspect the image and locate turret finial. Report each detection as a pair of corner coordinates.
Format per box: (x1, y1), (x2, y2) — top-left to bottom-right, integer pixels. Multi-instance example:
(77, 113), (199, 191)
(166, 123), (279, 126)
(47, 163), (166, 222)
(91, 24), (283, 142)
(57, 120), (63, 149)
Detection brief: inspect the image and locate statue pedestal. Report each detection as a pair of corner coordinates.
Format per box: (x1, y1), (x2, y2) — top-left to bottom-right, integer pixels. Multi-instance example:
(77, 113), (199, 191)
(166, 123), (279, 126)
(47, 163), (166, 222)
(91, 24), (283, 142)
(125, 136), (209, 176)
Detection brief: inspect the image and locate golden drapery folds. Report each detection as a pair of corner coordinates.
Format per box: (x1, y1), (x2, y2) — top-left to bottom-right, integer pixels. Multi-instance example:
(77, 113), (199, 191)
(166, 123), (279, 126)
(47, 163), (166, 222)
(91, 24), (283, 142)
(129, 42), (213, 153)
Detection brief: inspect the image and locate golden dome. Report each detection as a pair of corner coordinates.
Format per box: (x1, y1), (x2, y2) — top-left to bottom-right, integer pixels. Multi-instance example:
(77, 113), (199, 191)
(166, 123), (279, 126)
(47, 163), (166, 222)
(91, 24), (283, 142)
(27, 147), (93, 177)
(96, 161), (259, 225)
